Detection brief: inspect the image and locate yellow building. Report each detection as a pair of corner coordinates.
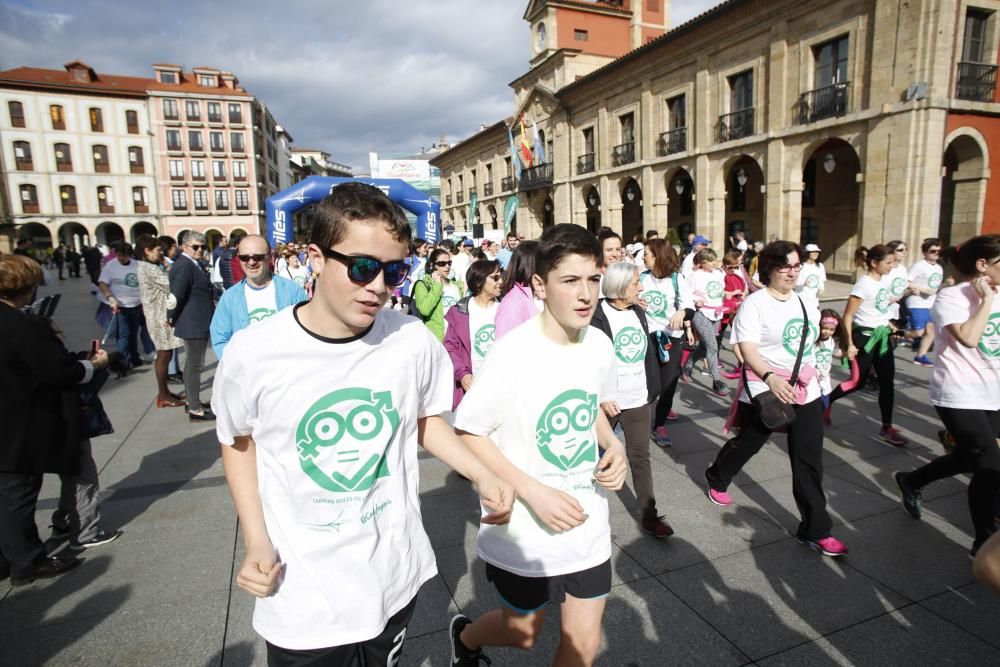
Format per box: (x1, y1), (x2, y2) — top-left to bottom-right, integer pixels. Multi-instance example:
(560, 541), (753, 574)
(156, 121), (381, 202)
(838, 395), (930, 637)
(431, 0), (1000, 276)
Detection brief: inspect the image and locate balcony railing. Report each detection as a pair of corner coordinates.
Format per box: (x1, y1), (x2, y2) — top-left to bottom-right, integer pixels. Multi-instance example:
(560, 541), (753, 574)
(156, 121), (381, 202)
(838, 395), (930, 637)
(519, 163), (553, 191)
(717, 108), (755, 142)
(956, 62), (998, 102)
(611, 142), (635, 167)
(99, 203), (115, 214)
(577, 152), (595, 174)
(483, 182), (494, 197)
(446, 195), (452, 206)
(501, 176), (515, 192)
(457, 191), (464, 204)
(798, 82), (851, 124)
(658, 128), (687, 156)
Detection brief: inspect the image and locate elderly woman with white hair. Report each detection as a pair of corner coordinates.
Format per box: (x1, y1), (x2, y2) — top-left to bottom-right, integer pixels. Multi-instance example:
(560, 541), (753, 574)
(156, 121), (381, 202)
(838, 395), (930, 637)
(589, 261), (673, 538)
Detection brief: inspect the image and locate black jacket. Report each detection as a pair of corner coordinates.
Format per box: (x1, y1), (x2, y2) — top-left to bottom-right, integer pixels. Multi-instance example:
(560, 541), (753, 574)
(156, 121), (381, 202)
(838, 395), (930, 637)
(0, 303), (85, 474)
(589, 300), (660, 404)
(168, 254), (215, 339)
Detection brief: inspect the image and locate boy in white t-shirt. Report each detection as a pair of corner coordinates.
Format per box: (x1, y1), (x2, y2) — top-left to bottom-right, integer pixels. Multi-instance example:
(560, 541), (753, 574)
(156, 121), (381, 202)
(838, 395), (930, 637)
(906, 238), (944, 366)
(212, 183), (512, 665)
(449, 224), (628, 667)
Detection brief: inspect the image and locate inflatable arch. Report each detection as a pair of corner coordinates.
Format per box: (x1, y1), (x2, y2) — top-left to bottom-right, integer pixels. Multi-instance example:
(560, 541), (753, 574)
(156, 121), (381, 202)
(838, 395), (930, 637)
(265, 176), (441, 248)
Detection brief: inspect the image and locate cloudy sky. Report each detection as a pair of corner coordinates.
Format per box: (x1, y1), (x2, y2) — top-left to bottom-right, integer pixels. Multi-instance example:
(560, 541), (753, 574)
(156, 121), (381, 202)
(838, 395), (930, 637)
(0, 0), (720, 170)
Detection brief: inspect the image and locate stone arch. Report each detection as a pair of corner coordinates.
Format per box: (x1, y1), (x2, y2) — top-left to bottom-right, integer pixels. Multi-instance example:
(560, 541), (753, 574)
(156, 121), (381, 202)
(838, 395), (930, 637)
(130, 221), (158, 242)
(18, 222), (52, 249)
(721, 155), (765, 244)
(619, 177), (643, 243)
(57, 222), (90, 251)
(204, 228), (224, 251)
(487, 204), (498, 230)
(940, 128), (989, 246)
(583, 184), (602, 234)
(664, 166), (695, 240)
(801, 137), (862, 274)
(95, 221), (124, 247)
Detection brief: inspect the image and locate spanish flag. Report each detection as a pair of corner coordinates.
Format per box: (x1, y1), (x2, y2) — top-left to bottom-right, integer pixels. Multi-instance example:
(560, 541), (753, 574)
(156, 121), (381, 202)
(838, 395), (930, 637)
(518, 115), (533, 168)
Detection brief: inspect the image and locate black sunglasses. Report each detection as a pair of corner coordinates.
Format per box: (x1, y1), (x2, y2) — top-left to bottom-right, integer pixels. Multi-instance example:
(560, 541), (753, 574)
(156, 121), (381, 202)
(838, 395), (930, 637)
(189, 244), (205, 251)
(319, 247), (409, 287)
(434, 260), (453, 267)
(238, 254), (267, 263)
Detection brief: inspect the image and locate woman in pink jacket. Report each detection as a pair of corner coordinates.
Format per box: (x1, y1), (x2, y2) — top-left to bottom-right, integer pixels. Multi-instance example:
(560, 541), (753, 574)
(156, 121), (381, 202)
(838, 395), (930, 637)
(443, 260), (502, 409)
(493, 240), (539, 341)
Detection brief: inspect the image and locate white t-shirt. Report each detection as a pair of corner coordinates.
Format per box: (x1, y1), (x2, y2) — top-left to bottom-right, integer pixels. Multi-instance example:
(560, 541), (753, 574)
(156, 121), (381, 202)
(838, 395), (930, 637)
(454, 316), (615, 577)
(680, 252), (696, 278)
(930, 283), (1000, 410)
(212, 307), (450, 650)
(887, 265), (909, 319)
(815, 337), (836, 395)
(98, 258), (141, 307)
(795, 262), (826, 306)
(244, 280), (278, 323)
(285, 264), (309, 288)
(640, 271), (693, 338)
(452, 252), (472, 284)
(599, 302), (648, 410)
(688, 268), (725, 321)
(731, 290), (821, 404)
(468, 299), (498, 376)
(850, 275), (893, 329)
(906, 260), (943, 309)
(736, 239), (749, 252)
(441, 283), (461, 314)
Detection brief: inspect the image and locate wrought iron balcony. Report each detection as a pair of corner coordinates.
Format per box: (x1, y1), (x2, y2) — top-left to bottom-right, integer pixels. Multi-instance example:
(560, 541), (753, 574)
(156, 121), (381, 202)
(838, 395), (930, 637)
(956, 62), (998, 102)
(483, 182), (494, 197)
(446, 195), (452, 206)
(658, 128), (686, 156)
(577, 152), (595, 174)
(501, 176), (515, 192)
(519, 163), (553, 191)
(611, 142), (635, 167)
(456, 191), (464, 204)
(717, 108), (755, 142)
(798, 82), (850, 123)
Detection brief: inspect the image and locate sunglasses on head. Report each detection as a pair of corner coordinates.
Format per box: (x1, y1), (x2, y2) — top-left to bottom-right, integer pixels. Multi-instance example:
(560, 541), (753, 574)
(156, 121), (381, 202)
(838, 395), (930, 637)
(239, 253), (267, 263)
(319, 247), (409, 287)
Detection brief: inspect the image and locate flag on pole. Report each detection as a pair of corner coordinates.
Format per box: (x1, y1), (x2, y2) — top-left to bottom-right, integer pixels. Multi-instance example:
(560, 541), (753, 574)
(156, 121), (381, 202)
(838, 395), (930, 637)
(503, 196), (520, 233)
(518, 115), (533, 168)
(507, 124), (522, 181)
(532, 116), (546, 164)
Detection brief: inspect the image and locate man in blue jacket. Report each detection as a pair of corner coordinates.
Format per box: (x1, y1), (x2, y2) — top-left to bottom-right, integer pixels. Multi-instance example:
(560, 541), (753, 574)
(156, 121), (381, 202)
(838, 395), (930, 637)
(210, 235), (307, 359)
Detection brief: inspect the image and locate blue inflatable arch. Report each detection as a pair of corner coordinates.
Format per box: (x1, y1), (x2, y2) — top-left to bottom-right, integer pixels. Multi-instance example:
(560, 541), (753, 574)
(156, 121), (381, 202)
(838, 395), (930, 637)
(265, 176), (441, 248)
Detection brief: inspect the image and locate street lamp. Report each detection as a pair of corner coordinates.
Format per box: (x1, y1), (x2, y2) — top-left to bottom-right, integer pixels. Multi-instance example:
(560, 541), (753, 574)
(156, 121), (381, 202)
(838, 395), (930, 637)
(674, 179), (685, 195)
(544, 199), (553, 212)
(588, 190), (599, 207)
(823, 152), (837, 174)
(625, 185), (636, 201)
(736, 168), (748, 189)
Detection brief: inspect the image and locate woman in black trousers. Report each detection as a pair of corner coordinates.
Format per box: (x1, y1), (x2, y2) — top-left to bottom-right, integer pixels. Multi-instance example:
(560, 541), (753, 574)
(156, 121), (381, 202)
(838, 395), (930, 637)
(0, 254), (108, 585)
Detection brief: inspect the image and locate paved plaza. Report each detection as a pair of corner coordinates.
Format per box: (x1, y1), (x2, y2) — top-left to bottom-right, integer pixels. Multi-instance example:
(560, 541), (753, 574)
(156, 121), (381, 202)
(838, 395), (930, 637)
(1, 275), (998, 666)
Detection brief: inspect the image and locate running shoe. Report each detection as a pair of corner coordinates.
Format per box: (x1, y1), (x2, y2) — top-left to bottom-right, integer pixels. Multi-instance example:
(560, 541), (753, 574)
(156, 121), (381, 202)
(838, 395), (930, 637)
(797, 535), (849, 557)
(712, 381), (729, 397)
(680, 372), (693, 384)
(652, 426), (672, 448)
(879, 426), (908, 447)
(893, 471), (922, 519)
(722, 367), (741, 380)
(449, 614), (491, 666)
(666, 410), (678, 421)
(705, 471), (732, 506)
(913, 355), (934, 367)
(641, 515), (675, 538)
(69, 528), (121, 551)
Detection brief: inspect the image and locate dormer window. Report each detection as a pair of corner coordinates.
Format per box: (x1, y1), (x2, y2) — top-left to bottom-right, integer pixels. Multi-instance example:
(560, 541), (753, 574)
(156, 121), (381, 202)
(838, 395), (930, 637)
(199, 74), (216, 87)
(160, 71), (177, 84)
(71, 67), (88, 82)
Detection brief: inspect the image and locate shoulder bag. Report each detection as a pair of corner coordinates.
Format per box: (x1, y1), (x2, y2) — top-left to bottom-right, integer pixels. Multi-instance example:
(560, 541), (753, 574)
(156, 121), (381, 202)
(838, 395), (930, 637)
(741, 296), (808, 430)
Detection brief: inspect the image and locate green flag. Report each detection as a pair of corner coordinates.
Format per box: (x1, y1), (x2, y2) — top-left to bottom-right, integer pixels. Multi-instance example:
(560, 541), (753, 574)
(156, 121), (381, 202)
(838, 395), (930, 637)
(503, 196), (520, 232)
(468, 192), (478, 232)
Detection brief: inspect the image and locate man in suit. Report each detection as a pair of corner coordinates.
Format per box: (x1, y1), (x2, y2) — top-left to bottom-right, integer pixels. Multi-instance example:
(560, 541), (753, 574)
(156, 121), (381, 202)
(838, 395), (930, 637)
(169, 231), (216, 421)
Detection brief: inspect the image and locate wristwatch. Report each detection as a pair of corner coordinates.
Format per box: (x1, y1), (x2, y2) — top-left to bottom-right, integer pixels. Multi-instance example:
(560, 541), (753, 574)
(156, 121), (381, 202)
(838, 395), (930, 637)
(761, 371), (773, 382)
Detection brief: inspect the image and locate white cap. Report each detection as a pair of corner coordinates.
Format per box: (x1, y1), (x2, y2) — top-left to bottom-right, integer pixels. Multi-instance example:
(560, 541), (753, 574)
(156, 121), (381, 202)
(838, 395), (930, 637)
(804, 243), (821, 253)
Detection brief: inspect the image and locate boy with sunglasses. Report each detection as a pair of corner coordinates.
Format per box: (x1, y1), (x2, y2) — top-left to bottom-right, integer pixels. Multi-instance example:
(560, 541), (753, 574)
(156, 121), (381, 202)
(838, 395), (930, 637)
(209, 234), (307, 359)
(212, 183), (512, 666)
(449, 224), (628, 666)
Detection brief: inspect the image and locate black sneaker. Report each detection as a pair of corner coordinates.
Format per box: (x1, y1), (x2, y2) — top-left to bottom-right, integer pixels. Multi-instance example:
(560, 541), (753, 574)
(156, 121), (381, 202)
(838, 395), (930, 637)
(894, 472), (922, 520)
(188, 407), (216, 422)
(449, 614), (491, 665)
(49, 523), (71, 540)
(167, 372), (184, 384)
(69, 528), (121, 551)
(10, 556), (81, 586)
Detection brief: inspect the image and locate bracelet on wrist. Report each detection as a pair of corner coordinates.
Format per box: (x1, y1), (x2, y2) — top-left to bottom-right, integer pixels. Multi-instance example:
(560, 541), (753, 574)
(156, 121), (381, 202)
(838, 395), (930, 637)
(761, 371), (773, 382)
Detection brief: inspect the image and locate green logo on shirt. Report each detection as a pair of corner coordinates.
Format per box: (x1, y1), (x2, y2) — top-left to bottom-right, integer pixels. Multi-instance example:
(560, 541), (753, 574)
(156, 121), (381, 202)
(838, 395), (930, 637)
(928, 272), (942, 289)
(874, 288), (891, 313)
(644, 290), (668, 318)
(124, 272), (139, 288)
(441, 295), (457, 311)
(891, 277), (907, 297)
(706, 281), (723, 299)
(536, 389), (598, 472)
(473, 323), (495, 358)
(816, 346), (833, 366)
(295, 388), (399, 493)
(805, 274), (819, 289)
(614, 326), (647, 364)
(248, 307), (276, 322)
(979, 313), (1000, 358)
(781, 318), (817, 357)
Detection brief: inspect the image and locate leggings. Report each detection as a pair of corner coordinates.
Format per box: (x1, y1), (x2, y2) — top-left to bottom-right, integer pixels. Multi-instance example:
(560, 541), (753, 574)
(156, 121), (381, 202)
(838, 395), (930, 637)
(683, 312), (722, 383)
(652, 335), (685, 428)
(828, 328), (895, 426)
(906, 407), (1000, 548)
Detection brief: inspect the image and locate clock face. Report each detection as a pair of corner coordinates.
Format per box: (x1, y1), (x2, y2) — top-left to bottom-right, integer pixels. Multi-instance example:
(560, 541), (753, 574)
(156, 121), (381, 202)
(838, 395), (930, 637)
(536, 22), (547, 51)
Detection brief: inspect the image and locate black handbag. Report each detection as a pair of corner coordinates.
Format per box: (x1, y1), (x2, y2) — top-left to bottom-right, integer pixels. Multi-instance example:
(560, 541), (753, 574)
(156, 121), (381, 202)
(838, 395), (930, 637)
(741, 296), (809, 430)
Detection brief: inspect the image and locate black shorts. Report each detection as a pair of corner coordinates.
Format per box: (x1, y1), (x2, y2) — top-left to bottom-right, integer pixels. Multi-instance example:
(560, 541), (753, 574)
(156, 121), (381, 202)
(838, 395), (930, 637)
(265, 595), (417, 667)
(485, 559), (612, 615)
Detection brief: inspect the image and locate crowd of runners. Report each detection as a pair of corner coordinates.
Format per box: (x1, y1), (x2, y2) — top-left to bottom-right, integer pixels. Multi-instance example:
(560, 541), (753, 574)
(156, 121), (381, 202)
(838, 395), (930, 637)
(2, 181), (997, 665)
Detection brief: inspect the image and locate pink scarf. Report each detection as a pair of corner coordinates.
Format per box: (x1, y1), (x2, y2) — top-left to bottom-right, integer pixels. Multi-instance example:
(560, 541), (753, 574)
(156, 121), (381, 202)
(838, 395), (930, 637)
(722, 364), (816, 434)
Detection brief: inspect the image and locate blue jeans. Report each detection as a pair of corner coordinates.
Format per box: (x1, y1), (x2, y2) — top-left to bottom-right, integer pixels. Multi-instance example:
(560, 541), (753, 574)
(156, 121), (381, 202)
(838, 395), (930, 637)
(114, 305), (148, 366)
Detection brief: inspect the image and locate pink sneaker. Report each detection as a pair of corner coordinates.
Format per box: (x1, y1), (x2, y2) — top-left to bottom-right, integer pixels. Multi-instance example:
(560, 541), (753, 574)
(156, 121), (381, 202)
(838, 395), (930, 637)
(666, 410), (678, 421)
(879, 426), (908, 447)
(722, 368), (741, 380)
(797, 535), (849, 557)
(707, 487), (732, 507)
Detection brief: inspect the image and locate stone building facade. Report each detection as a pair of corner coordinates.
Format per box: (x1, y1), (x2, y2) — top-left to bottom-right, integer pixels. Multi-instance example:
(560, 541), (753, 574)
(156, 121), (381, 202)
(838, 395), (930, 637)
(432, 0), (1000, 276)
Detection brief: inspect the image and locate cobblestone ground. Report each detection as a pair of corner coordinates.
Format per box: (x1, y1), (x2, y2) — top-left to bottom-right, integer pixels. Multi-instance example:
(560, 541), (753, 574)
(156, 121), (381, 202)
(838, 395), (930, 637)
(1, 275), (997, 666)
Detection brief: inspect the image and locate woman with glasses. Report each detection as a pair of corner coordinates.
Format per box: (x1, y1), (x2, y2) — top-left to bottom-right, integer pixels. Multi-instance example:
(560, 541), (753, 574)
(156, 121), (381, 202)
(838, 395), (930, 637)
(895, 235), (1000, 560)
(886, 240), (911, 329)
(906, 238), (944, 367)
(413, 247), (465, 341)
(443, 260), (502, 409)
(705, 241), (848, 557)
(826, 244), (908, 446)
(136, 234), (186, 407)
